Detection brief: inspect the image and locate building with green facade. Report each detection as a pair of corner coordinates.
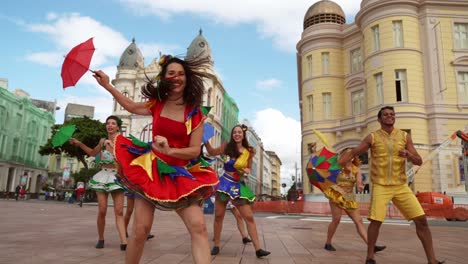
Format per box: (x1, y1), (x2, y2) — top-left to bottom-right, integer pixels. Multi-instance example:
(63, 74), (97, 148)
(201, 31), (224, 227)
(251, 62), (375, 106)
(221, 92), (239, 142)
(0, 82), (55, 197)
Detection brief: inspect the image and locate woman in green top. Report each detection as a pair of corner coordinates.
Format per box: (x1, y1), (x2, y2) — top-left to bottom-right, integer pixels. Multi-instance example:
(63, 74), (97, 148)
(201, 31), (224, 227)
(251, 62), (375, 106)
(69, 115), (127, 251)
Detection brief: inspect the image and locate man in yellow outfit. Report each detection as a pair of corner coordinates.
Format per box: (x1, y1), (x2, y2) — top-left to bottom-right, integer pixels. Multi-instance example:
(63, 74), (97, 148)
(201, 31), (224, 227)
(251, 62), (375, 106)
(339, 106), (444, 264)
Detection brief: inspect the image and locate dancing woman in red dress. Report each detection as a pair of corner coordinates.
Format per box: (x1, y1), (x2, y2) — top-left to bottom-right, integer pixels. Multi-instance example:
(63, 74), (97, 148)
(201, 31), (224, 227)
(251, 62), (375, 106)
(93, 55), (219, 264)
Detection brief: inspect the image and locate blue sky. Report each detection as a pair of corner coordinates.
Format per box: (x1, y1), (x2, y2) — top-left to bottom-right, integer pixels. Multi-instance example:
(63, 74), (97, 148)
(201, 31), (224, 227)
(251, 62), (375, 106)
(0, 0), (360, 186)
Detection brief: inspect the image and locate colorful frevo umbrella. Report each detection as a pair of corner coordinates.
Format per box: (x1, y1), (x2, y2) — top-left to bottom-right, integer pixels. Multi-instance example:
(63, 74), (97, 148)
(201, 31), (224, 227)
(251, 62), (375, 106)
(306, 147), (342, 192)
(61, 37), (95, 89)
(52, 125), (77, 148)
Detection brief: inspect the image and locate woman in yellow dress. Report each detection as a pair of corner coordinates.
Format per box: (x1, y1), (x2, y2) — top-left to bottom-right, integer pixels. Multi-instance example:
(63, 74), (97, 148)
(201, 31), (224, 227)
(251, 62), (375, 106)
(323, 149), (386, 253)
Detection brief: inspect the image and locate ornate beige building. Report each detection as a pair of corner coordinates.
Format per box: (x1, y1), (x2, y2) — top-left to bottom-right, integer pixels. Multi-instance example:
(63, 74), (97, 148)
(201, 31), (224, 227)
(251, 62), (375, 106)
(266, 151), (282, 197)
(297, 0), (468, 196)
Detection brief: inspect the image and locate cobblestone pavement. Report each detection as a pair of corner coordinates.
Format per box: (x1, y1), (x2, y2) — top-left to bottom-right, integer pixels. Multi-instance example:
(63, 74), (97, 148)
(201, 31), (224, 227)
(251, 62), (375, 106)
(1, 200), (467, 264)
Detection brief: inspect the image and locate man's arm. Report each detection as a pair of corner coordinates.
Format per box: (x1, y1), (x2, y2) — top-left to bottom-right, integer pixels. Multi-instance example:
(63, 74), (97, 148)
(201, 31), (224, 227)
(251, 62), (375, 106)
(338, 134), (372, 166)
(400, 134), (422, 166)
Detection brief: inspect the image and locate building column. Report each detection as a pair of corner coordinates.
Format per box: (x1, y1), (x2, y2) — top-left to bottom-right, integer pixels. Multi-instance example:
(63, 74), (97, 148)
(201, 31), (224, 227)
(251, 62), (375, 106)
(0, 166), (9, 192)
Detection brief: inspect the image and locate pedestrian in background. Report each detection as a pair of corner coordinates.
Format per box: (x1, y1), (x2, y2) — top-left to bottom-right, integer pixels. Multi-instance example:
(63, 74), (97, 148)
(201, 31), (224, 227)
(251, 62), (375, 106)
(15, 184), (21, 201)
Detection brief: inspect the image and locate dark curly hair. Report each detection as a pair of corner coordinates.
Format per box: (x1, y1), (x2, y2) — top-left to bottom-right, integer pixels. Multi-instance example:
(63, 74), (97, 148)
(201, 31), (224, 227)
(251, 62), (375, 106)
(141, 56), (211, 106)
(224, 124), (251, 158)
(377, 106), (394, 119)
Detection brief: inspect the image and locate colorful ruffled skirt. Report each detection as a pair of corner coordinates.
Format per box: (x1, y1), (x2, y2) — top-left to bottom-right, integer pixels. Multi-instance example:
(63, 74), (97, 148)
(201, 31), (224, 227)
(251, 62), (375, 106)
(88, 168), (123, 193)
(323, 184), (358, 210)
(215, 173), (255, 204)
(114, 135), (219, 211)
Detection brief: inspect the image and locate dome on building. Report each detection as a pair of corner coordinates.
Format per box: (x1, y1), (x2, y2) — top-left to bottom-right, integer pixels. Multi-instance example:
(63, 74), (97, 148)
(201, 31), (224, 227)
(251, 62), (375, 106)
(118, 38), (144, 70)
(303, 0), (346, 30)
(186, 29), (213, 63)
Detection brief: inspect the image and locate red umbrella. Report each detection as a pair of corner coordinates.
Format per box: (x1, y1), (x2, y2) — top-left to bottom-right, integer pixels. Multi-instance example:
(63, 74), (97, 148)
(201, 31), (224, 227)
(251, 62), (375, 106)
(61, 37), (95, 89)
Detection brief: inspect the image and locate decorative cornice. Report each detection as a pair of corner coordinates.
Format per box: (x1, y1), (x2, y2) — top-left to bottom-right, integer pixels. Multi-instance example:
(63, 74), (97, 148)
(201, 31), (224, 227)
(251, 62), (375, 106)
(420, 0), (468, 8)
(345, 76), (366, 88)
(451, 55), (468, 66)
(356, 0), (420, 27)
(363, 47), (422, 65)
(297, 33), (344, 51)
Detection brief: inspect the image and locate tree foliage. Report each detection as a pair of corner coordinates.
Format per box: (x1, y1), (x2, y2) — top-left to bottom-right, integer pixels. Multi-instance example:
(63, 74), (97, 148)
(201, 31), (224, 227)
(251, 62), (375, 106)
(39, 116), (107, 169)
(72, 167), (101, 184)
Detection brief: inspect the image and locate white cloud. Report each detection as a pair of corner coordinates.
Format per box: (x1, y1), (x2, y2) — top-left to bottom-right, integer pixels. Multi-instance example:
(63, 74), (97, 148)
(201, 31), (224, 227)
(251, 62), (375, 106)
(256, 78), (282, 90)
(252, 108), (301, 188)
(25, 12), (129, 68)
(22, 13), (173, 70)
(119, 0), (361, 52)
(25, 52), (63, 67)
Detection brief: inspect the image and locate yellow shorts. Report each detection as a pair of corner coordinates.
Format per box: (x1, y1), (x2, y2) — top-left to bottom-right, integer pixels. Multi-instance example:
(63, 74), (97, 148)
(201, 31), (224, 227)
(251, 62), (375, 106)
(369, 183), (425, 222)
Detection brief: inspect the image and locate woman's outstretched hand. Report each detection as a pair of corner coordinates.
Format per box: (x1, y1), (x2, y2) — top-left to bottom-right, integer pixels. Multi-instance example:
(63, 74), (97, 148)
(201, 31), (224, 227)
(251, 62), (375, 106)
(69, 138), (81, 146)
(92, 70), (110, 88)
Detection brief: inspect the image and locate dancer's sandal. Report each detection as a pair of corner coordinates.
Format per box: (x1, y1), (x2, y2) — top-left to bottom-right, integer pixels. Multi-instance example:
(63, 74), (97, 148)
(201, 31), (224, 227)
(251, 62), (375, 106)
(211, 246), (220, 255)
(324, 244), (336, 251)
(255, 249), (271, 258)
(374, 245), (386, 253)
(95, 240), (104, 249)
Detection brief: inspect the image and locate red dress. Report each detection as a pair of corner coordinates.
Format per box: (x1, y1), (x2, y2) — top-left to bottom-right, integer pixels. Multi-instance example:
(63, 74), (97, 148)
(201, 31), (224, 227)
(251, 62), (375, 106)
(114, 100), (218, 210)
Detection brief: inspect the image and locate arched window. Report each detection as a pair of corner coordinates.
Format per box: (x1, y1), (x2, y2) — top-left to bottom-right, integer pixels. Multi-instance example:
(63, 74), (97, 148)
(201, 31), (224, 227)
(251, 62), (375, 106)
(140, 123), (153, 142)
(207, 88), (212, 106)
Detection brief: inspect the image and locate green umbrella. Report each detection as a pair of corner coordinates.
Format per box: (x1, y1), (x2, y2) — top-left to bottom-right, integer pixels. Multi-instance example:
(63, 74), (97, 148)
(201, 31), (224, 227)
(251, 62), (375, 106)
(52, 125), (76, 147)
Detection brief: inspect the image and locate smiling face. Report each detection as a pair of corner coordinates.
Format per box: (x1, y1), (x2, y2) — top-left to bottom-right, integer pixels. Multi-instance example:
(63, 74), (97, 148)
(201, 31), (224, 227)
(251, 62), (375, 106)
(378, 108), (395, 127)
(231, 126), (244, 143)
(164, 62), (186, 96)
(106, 118), (119, 134)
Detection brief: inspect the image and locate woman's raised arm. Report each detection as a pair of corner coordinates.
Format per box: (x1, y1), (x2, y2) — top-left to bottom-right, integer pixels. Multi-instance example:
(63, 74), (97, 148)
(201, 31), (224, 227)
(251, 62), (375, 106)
(93, 70), (151, 115)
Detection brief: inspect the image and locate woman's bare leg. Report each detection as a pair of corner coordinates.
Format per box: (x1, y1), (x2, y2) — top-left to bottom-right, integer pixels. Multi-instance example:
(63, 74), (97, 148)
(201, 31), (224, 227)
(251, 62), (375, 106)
(111, 191), (127, 245)
(96, 192), (109, 241)
(231, 206), (248, 239)
(346, 208), (367, 243)
(125, 199), (154, 264)
(213, 199), (227, 247)
(125, 196), (135, 236)
(237, 204), (261, 251)
(326, 201), (342, 245)
(177, 203), (211, 264)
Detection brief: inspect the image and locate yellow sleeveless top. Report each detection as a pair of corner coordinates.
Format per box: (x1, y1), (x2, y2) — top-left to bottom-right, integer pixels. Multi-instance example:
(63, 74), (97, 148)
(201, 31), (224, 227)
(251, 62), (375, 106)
(370, 128), (407, 185)
(337, 165), (358, 187)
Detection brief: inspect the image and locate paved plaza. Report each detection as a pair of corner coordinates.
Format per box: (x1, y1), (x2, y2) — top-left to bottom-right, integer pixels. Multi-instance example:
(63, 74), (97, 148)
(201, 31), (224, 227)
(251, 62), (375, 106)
(1, 199), (467, 264)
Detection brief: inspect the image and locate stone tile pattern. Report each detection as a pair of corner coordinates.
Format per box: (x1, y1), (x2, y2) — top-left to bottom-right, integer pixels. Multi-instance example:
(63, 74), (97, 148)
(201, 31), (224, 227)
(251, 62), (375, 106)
(0, 200), (466, 264)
